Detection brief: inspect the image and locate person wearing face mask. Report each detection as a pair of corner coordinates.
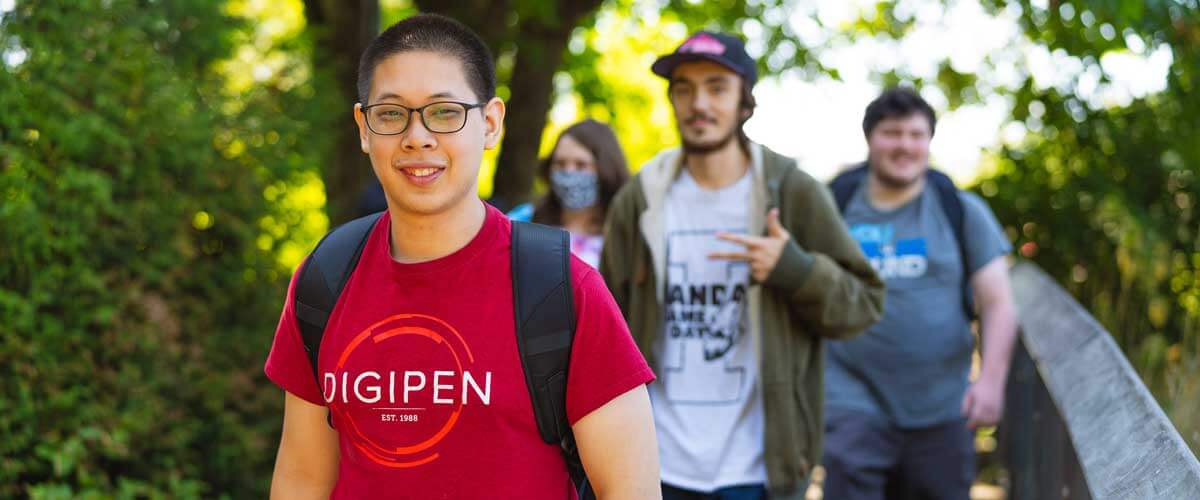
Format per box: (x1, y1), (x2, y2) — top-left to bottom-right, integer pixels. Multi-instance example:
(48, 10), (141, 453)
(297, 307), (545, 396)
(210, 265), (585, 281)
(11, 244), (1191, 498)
(508, 119), (630, 269)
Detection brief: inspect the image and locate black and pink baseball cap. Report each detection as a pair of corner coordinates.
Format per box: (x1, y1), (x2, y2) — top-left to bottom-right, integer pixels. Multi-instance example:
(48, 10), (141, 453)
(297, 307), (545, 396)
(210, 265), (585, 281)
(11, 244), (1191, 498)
(651, 31), (758, 86)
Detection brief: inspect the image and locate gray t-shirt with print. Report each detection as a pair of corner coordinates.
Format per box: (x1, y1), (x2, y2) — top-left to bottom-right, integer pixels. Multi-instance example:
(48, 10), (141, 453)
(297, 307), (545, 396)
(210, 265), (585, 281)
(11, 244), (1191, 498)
(824, 183), (1012, 429)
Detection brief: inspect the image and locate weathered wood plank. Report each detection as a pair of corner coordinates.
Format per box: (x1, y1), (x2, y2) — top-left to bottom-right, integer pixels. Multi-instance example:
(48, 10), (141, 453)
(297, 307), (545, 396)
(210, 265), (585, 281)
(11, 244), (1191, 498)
(1010, 262), (1200, 499)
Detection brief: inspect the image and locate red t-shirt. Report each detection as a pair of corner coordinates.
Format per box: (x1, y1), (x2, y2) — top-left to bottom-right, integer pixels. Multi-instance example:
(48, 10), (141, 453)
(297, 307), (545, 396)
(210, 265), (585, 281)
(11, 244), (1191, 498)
(265, 204), (654, 499)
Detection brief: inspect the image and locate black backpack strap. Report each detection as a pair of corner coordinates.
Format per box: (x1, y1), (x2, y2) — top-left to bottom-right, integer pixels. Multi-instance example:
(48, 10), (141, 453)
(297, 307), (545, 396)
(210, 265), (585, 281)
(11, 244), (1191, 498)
(510, 221), (590, 499)
(294, 211), (382, 398)
(926, 169), (974, 319)
(829, 162), (870, 213)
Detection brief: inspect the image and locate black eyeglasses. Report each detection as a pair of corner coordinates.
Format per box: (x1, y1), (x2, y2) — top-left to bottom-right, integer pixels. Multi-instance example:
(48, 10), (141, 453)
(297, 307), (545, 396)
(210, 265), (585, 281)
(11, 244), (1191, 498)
(360, 101), (485, 135)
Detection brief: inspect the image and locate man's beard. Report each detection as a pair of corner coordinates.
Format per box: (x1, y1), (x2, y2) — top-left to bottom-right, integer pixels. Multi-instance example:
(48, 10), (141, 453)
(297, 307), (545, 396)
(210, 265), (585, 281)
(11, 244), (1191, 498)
(680, 121), (740, 155)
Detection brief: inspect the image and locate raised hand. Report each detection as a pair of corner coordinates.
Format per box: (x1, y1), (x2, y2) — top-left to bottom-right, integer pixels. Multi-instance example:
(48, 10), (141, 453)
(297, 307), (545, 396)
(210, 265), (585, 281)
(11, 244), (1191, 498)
(708, 208), (790, 283)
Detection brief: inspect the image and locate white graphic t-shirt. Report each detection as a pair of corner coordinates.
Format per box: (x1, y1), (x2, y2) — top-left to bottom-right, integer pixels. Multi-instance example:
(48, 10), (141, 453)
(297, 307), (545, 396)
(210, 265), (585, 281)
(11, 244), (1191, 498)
(650, 168), (767, 491)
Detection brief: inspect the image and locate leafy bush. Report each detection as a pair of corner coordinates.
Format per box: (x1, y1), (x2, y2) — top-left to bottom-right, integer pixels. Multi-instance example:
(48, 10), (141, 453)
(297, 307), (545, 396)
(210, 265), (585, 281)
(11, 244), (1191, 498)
(0, 1), (333, 496)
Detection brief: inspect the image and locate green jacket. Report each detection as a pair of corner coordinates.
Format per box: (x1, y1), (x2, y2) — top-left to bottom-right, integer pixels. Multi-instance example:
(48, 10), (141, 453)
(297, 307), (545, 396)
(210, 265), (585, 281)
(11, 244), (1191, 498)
(599, 143), (885, 498)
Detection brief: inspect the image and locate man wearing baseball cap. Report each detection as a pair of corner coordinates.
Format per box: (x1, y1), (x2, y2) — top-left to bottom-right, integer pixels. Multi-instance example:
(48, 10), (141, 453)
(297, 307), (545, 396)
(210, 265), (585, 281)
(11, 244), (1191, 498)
(599, 31), (885, 499)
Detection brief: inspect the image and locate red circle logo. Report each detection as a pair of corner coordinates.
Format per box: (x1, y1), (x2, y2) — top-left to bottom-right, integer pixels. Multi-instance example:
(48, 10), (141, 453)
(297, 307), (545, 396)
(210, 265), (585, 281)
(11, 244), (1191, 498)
(329, 313), (475, 468)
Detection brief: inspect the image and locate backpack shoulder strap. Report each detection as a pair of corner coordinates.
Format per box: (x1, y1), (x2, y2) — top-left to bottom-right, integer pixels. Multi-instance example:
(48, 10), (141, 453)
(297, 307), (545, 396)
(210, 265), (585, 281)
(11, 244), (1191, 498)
(511, 221), (575, 443)
(294, 211), (382, 393)
(829, 162), (870, 213)
(925, 169), (965, 242)
(925, 169), (974, 318)
(511, 221), (590, 497)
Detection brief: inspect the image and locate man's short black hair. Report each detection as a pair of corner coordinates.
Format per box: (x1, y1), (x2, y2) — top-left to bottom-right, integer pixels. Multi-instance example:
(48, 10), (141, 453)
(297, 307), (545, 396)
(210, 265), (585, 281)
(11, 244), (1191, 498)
(356, 14), (496, 104)
(862, 87), (937, 137)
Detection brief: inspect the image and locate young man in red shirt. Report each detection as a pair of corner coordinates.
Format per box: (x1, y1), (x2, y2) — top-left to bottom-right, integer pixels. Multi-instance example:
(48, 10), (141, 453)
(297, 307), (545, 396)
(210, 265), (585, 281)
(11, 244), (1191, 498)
(264, 14), (660, 499)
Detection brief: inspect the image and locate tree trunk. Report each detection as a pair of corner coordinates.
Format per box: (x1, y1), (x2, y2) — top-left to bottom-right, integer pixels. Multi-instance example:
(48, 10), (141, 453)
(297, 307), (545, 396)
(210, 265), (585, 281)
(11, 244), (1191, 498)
(412, 0), (513, 55)
(305, 0), (379, 226)
(489, 28), (568, 209)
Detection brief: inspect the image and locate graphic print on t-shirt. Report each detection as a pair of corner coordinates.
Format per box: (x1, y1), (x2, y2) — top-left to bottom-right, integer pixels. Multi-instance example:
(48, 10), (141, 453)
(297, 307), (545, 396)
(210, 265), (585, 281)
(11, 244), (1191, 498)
(850, 223), (928, 280)
(662, 229), (750, 405)
(323, 313), (492, 469)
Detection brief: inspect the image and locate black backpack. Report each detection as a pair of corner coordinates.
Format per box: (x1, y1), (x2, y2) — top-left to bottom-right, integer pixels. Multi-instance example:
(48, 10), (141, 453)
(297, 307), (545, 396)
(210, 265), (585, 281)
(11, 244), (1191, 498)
(829, 163), (975, 319)
(291, 212), (592, 499)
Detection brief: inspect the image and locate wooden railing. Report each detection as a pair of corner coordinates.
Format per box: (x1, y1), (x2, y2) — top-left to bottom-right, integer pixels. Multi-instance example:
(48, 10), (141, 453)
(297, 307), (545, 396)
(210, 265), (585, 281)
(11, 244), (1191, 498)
(999, 262), (1200, 499)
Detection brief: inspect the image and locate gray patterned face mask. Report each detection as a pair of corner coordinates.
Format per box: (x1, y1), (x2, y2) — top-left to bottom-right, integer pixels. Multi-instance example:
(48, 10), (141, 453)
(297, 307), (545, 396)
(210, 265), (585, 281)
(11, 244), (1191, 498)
(550, 170), (599, 210)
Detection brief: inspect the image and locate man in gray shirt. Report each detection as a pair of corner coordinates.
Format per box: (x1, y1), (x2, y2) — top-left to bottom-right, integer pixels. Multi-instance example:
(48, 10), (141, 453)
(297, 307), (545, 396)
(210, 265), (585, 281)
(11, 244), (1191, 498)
(822, 87), (1018, 500)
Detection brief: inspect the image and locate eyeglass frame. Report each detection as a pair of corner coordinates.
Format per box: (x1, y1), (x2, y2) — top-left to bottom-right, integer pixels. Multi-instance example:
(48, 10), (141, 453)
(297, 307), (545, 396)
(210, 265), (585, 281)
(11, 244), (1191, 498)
(359, 100), (487, 135)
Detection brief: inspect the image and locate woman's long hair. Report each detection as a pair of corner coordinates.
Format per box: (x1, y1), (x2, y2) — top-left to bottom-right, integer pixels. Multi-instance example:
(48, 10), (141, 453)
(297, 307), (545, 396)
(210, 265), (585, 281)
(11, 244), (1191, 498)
(532, 119), (630, 228)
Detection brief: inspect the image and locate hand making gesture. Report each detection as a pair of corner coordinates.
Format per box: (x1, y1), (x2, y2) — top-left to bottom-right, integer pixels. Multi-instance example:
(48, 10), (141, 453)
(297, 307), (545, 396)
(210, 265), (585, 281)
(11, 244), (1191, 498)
(709, 208), (790, 283)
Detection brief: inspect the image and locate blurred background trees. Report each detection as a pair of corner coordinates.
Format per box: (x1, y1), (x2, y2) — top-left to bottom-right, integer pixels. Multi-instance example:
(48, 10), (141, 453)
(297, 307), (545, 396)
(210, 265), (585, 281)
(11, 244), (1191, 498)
(0, 1), (331, 496)
(969, 0), (1200, 455)
(1, 0), (1196, 497)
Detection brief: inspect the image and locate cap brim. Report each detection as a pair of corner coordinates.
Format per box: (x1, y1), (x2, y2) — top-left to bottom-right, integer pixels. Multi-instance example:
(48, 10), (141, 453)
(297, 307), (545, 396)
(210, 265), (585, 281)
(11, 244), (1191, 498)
(651, 53), (743, 81)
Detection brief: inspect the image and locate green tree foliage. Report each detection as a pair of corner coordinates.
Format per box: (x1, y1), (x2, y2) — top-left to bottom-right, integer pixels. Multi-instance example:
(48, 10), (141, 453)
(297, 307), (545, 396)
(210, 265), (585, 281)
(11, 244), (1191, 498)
(963, 0), (1200, 452)
(0, 1), (334, 496)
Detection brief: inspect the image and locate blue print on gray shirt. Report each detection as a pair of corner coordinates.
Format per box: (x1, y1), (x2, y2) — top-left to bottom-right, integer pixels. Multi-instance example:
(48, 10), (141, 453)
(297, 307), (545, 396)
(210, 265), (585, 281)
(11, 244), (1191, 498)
(825, 185), (1012, 429)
